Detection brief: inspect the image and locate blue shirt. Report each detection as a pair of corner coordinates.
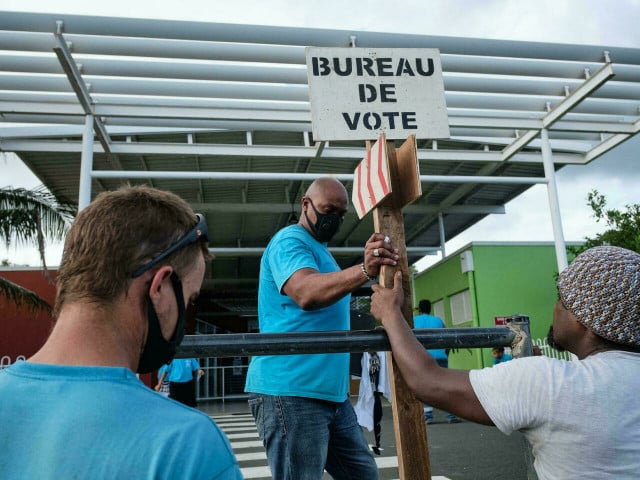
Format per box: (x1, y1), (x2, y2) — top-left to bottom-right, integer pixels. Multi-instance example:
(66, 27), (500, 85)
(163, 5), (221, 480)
(413, 313), (448, 360)
(245, 224), (350, 402)
(0, 361), (242, 480)
(166, 358), (201, 383)
(493, 353), (513, 365)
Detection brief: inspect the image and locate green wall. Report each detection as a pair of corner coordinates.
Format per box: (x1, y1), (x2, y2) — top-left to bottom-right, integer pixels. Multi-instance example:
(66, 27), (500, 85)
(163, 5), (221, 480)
(412, 243), (576, 369)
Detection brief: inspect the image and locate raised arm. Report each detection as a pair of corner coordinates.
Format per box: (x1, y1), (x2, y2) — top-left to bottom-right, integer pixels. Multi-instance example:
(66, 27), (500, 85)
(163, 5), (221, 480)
(370, 271), (493, 425)
(283, 233), (398, 310)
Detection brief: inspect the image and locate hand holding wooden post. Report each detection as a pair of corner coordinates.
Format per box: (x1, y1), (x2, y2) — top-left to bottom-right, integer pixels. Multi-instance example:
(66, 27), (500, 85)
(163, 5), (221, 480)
(353, 132), (431, 479)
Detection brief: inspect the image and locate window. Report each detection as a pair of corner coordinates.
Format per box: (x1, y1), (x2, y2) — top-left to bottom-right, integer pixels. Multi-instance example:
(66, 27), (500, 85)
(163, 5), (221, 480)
(433, 300), (445, 322)
(450, 289), (472, 325)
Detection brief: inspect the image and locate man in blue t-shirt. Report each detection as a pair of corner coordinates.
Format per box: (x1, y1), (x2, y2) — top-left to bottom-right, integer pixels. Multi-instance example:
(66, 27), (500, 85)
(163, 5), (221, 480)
(0, 186), (241, 479)
(245, 177), (399, 479)
(414, 299), (460, 424)
(156, 357), (204, 407)
(492, 347), (513, 365)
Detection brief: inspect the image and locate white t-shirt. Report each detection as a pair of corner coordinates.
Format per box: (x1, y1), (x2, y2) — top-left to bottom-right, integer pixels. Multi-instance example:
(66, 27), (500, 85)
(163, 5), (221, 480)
(470, 351), (640, 480)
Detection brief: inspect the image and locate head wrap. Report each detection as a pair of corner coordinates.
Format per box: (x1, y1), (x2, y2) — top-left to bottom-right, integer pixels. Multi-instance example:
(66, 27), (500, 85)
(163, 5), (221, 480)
(557, 246), (640, 347)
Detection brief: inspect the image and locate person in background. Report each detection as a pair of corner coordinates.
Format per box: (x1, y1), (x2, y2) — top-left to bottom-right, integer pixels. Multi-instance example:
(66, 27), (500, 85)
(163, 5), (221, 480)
(413, 299), (459, 424)
(0, 185), (242, 479)
(162, 357), (204, 407)
(370, 246), (640, 479)
(155, 363), (171, 397)
(355, 351), (391, 455)
(245, 177), (398, 480)
(492, 346), (513, 365)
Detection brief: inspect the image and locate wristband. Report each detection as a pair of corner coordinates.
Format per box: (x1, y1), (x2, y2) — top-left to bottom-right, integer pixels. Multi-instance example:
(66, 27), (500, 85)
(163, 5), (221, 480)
(360, 263), (377, 282)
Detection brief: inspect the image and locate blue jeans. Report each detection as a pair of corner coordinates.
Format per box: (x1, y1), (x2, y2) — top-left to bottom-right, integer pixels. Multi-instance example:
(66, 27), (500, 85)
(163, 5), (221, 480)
(248, 394), (379, 480)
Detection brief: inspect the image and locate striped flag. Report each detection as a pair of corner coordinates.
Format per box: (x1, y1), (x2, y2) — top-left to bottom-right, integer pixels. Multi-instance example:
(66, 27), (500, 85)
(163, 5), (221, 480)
(352, 133), (392, 219)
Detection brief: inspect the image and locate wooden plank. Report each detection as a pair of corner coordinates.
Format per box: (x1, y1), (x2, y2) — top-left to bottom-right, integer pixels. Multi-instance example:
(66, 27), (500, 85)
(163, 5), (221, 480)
(394, 134), (422, 208)
(373, 137), (431, 479)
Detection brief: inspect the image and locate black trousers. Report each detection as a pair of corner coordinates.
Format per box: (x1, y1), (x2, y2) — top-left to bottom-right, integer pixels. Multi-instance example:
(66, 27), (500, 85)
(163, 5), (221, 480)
(169, 380), (197, 407)
(373, 391), (382, 448)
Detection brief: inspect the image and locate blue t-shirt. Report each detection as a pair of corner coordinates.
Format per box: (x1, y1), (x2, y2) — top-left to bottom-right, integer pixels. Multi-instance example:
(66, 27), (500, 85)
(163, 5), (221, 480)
(245, 224), (350, 402)
(413, 313), (448, 360)
(166, 358), (201, 383)
(493, 353), (513, 365)
(0, 362), (242, 480)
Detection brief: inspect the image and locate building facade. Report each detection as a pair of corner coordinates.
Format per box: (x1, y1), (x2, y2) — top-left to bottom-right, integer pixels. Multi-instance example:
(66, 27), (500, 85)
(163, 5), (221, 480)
(412, 242), (580, 369)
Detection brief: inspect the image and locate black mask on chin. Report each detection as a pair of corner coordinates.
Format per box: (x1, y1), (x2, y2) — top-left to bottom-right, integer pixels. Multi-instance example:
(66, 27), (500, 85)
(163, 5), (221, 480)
(304, 198), (344, 243)
(137, 273), (187, 374)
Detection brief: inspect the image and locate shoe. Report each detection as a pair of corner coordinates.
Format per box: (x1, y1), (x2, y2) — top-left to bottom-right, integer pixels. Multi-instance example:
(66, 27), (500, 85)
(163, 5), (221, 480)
(372, 446), (381, 456)
(447, 417), (461, 424)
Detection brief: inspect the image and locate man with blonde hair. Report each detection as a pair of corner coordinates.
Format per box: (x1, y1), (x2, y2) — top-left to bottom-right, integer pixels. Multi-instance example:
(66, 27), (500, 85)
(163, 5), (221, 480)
(0, 185), (242, 479)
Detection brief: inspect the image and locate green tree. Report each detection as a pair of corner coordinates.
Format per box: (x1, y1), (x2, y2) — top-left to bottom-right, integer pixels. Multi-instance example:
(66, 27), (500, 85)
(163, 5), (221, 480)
(0, 186), (76, 312)
(569, 189), (640, 256)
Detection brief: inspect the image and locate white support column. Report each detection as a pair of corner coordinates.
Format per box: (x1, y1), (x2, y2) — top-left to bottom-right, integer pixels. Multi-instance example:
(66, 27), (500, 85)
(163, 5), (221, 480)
(78, 114), (94, 210)
(541, 128), (568, 272)
(438, 212), (446, 258)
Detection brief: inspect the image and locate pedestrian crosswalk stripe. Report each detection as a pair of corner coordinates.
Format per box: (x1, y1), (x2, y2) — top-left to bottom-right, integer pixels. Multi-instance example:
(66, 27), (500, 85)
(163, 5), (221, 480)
(226, 431), (259, 440)
(234, 451), (267, 462)
(210, 413), (451, 480)
(239, 465), (272, 479)
(216, 422), (256, 432)
(229, 439), (263, 449)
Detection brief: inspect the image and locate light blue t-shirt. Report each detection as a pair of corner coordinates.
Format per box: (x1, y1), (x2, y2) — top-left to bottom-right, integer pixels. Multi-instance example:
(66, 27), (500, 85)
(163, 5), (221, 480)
(0, 361), (242, 480)
(245, 224), (350, 402)
(413, 313), (448, 360)
(493, 353), (513, 365)
(166, 358), (201, 383)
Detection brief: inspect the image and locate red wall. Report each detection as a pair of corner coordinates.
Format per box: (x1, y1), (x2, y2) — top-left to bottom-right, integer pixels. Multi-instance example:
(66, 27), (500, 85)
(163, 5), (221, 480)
(0, 269), (154, 386)
(0, 269), (57, 363)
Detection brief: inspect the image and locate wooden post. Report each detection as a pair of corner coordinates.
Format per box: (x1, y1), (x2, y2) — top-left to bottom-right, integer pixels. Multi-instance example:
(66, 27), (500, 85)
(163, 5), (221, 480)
(372, 135), (431, 479)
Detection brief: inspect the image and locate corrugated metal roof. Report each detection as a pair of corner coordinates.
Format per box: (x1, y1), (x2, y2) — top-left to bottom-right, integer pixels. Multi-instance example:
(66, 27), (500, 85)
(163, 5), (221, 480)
(1, 11), (638, 318)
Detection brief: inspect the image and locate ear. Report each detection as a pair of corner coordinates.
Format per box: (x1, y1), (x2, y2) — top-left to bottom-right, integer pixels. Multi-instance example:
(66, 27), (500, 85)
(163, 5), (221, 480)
(148, 265), (175, 300)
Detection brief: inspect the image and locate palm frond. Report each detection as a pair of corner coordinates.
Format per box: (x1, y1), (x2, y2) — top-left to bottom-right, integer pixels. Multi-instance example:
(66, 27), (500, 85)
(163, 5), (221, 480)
(0, 185), (76, 295)
(0, 275), (52, 313)
(0, 185), (76, 246)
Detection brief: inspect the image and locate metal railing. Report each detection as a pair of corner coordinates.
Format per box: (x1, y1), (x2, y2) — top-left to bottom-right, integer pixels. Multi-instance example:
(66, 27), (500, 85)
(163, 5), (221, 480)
(196, 360), (249, 402)
(179, 326), (518, 358)
(185, 321), (522, 402)
(533, 337), (574, 361)
(0, 355), (26, 370)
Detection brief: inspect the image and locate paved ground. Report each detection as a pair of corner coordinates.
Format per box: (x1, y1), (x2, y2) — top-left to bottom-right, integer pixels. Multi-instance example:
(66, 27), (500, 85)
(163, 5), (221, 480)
(199, 398), (533, 479)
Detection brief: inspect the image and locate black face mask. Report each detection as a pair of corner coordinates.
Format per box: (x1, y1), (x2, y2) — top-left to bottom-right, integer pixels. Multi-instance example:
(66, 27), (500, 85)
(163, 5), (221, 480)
(304, 198), (344, 243)
(137, 273), (187, 374)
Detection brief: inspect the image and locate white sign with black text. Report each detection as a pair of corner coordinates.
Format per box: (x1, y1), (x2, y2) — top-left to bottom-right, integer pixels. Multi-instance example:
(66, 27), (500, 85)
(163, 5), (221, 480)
(305, 47), (450, 141)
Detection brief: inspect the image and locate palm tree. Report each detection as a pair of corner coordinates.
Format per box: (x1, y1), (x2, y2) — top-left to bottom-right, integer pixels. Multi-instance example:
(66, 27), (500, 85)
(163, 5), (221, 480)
(0, 186), (76, 312)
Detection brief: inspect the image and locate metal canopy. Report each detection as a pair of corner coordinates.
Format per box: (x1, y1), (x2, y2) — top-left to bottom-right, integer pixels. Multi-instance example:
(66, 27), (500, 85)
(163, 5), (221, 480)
(1, 11), (639, 318)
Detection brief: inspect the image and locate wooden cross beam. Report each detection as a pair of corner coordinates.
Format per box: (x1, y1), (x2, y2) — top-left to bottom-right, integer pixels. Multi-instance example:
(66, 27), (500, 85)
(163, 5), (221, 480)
(353, 133), (431, 479)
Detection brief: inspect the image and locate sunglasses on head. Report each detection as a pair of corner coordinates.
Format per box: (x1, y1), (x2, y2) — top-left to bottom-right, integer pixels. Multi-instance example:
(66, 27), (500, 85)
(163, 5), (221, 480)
(132, 213), (209, 278)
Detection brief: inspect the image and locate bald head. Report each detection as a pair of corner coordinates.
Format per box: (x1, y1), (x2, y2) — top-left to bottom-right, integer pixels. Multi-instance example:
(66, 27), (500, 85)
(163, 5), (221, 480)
(305, 177), (348, 205)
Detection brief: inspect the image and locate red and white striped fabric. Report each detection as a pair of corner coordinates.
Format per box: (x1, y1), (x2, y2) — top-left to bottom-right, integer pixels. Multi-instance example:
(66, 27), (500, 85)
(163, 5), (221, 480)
(352, 133), (392, 219)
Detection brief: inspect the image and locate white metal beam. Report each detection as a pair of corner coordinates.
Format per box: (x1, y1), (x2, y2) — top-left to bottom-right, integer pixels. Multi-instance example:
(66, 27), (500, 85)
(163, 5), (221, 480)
(501, 62), (616, 160)
(584, 118), (640, 163)
(0, 138), (587, 165)
(541, 128), (568, 272)
(189, 202), (505, 215)
(209, 246), (441, 257)
(89, 169), (547, 185)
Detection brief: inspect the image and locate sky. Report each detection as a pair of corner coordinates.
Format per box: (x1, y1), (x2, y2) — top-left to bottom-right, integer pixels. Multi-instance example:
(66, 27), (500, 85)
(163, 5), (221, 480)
(1, 0), (639, 269)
